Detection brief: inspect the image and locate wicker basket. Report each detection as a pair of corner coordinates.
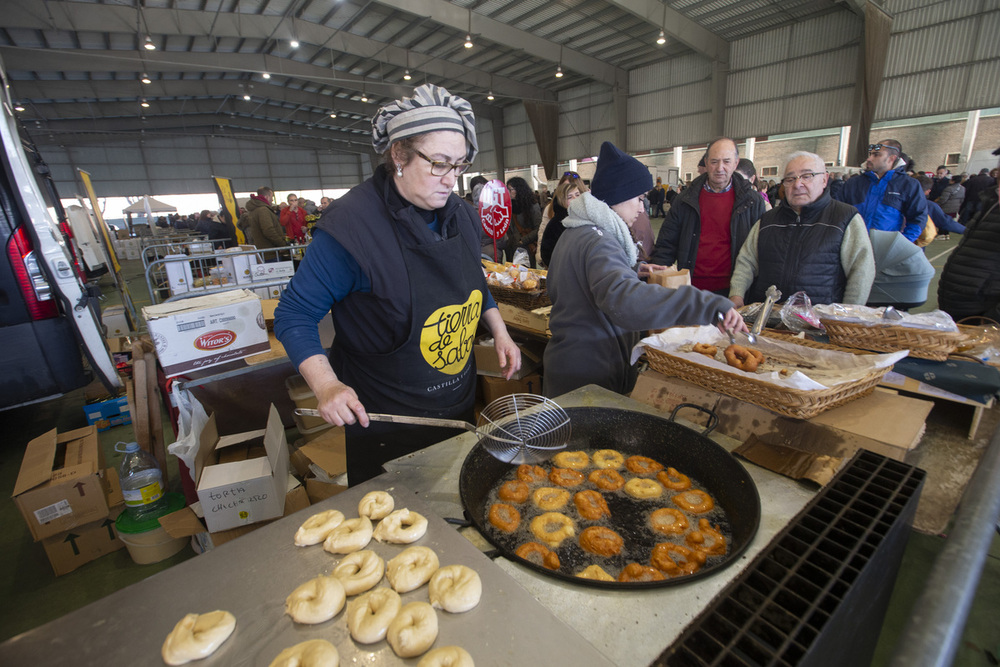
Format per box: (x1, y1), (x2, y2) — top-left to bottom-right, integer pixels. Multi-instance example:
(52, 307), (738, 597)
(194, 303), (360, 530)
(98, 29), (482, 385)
(820, 319), (968, 361)
(643, 339), (893, 420)
(487, 283), (551, 310)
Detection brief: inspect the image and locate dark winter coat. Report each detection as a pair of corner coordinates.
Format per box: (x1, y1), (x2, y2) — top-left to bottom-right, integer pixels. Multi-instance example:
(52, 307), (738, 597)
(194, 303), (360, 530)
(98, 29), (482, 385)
(937, 192), (1000, 321)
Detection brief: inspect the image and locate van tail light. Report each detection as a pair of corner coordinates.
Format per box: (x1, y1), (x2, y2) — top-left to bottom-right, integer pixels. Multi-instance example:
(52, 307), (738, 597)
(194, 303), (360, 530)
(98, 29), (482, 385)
(58, 220), (87, 281)
(7, 225), (58, 320)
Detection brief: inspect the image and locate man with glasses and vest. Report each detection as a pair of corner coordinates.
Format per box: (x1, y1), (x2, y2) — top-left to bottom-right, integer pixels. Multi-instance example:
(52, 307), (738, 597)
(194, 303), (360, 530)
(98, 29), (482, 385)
(729, 151), (875, 307)
(833, 139), (927, 243)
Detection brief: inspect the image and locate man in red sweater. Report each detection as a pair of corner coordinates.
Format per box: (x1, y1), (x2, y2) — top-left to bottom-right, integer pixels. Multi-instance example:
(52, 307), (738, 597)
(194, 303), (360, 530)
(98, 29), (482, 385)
(280, 193), (308, 242)
(650, 137), (766, 295)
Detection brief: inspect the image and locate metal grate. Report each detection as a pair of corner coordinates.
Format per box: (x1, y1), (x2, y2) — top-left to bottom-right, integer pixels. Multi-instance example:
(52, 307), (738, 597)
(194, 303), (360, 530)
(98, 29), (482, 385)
(657, 450), (925, 667)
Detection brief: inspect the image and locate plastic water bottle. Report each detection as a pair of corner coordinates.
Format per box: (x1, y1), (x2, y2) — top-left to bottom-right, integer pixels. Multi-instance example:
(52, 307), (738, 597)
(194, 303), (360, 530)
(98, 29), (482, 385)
(116, 442), (167, 522)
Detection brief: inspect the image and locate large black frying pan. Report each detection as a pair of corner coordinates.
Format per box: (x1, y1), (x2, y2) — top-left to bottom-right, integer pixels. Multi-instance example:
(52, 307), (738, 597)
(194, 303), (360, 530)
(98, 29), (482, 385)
(459, 405), (761, 589)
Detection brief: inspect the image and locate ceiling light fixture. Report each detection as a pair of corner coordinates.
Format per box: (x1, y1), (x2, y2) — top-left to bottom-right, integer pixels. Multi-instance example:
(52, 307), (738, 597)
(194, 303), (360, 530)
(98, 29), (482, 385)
(290, 39), (300, 48)
(262, 72), (271, 80)
(330, 111), (337, 118)
(243, 94), (251, 101)
(464, 9), (474, 49)
(403, 69), (411, 81)
(487, 90), (494, 101)
(464, 34), (473, 49)
(140, 73), (152, 84)
(555, 65), (563, 78)
(13, 102), (25, 112)
(140, 98), (150, 108)
(657, 30), (666, 45)
(143, 35), (155, 50)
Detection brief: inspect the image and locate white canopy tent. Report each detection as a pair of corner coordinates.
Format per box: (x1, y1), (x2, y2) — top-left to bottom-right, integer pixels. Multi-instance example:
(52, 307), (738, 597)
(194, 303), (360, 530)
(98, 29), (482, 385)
(121, 197), (177, 214)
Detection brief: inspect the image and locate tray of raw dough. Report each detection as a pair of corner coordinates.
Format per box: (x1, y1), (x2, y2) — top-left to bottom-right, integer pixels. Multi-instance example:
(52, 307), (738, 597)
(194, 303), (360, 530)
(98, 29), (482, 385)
(634, 325), (908, 420)
(0, 477), (615, 667)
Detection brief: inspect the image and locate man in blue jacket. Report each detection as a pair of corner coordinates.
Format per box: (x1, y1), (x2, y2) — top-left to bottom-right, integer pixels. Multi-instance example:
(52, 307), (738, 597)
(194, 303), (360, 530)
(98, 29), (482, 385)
(834, 139), (927, 243)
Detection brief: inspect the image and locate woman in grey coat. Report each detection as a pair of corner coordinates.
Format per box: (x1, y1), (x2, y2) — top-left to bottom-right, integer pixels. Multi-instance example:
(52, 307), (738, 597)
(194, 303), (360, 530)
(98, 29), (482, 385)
(543, 142), (745, 398)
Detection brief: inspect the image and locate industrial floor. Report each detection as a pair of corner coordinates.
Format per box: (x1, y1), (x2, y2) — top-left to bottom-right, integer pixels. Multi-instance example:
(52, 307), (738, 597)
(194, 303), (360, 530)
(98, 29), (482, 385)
(1, 235), (998, 665)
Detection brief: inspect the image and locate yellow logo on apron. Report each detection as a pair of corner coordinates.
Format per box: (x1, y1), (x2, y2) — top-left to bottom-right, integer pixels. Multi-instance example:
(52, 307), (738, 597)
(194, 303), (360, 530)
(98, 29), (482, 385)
(420, 290), (483, 374)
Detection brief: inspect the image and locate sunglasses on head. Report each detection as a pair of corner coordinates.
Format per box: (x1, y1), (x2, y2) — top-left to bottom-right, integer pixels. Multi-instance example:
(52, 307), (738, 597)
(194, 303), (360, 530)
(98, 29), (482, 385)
(867, 143), (899, 155)
(563, 171), (579, 178)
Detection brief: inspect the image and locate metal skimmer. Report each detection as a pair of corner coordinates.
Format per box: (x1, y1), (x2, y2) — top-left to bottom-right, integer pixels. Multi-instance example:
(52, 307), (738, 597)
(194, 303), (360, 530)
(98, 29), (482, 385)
(295, 393), (570, 464)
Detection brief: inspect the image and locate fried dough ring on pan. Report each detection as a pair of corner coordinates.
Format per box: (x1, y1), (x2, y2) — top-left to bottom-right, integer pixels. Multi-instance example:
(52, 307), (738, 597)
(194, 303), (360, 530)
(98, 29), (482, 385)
(651, 543), (706, 576)
(656, 467), (692, 491)
(672, 489), (715, 513)
(516, 464), (548, 483)
(515, 541), (561, 570)
(625, 455), (665, 475)
(579, 526), (624, 557)
(618, 563), (665, 582)
(529, 512), (575, 548)
(497, 480), (530, 503)
(649, 507), (690, 535)
(552, 450), (589, 470)
(588, 468), (625, 491)
(573, 490), (610, 521)
(624, 477), (664, 499)
(487, 502), (521, 533)
(549, 467), (585, 487)
(592, 449), (625, 469)
(686, 518), (727, 556)
(532, 487), (571, 511)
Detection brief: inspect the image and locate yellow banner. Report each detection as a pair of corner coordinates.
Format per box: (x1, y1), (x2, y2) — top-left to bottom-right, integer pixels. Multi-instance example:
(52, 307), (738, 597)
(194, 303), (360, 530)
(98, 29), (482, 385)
(213, 176), (245, 244)
(78, 169), (120, 273)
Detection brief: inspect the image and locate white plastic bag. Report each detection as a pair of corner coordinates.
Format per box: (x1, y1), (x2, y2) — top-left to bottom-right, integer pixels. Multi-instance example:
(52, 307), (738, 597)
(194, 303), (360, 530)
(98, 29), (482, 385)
(512, 247), (530, 267)
(167, 384), (210, 483)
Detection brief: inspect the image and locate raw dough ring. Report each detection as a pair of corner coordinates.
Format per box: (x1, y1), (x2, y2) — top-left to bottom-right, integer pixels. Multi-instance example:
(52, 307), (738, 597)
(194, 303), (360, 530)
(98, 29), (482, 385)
(657, 467), (692, 491)
(268, 639), (339, 667)
(358, 491), (394, 521)
(552, 450), (590, 470)
(294, 509), (346, 547)
(333, 549), (385, 596)
(529, 512), (576, 548)
(323, 516), (374, 554)
(488, 502), (521, 533)
(285, 575), (347, 624)
(373, 508), (429, 543)
(624, 477), (664, 499)
(387, 601), (439, 658)
(418, 646), (475, 667)
(692, 343), (718, 357)
(532, 487), (571, 511)
(672, 489), (715, 513)
(346, 587), (402, 644)
(429, 564), (483, 613)
(386, 545), (440, 593)
(592, 449), (624, 469)
(161, 610), (236, 666)
(724, 344), (764, 372)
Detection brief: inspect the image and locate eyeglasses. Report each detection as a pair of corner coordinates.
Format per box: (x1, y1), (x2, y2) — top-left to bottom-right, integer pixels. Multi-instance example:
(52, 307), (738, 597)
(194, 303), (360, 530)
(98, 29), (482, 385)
(563, 171), (579, 178)
(414, 149), (472, 176)
(781, 172), (826, 186)
(867, 144), (899, 156)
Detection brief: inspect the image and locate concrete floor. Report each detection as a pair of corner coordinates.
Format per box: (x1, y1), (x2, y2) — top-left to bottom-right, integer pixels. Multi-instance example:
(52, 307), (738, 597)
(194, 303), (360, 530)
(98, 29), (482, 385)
(1, 236), (998, 664)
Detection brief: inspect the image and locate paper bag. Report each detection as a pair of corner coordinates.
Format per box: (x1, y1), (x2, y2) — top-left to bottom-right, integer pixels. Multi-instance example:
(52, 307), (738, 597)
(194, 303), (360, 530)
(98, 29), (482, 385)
(648, 267), (691, 289)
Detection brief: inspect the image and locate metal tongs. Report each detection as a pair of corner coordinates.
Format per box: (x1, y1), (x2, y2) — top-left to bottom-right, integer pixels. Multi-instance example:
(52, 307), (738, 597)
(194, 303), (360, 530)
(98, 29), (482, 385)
(747, 285), (782, 344)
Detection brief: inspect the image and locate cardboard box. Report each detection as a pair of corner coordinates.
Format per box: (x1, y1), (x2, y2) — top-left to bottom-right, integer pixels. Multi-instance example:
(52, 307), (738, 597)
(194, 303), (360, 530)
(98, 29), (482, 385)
(251, 261), (295, 282)
(102, 305), (129, 337)
(473, 337), (542, 379)
(629, 371), (933, 463)
(164, 254), (193, 295)
(254, 281), (287, 300)
(12, 425), (111, 542)
(143, 289), (270, 377)
(83, 395), (132, 432)
(42, 504), (126, 576)
(481, 373), (543, 404)
(216, 248), (260, 285)
(497, 302), (551, 335)
(194, 405), (290, 533)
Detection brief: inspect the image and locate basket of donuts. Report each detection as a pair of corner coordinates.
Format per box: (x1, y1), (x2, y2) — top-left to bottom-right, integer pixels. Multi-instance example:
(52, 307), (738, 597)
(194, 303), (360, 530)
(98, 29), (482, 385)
(814, 304), (968, 361)
(636, 325), (908, 420)
(483, 260), (550, 310)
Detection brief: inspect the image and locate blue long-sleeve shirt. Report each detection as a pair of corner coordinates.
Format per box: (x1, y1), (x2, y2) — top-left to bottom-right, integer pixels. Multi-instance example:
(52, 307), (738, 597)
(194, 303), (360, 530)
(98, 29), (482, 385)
(927, 199), (966, 234)
(274, 228), (496, 369)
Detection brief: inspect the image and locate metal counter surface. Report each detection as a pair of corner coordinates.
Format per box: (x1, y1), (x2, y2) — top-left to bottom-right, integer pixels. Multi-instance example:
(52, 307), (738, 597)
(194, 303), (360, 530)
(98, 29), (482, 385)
(0, 481), (615, 667)
(381, 385), (818, 667)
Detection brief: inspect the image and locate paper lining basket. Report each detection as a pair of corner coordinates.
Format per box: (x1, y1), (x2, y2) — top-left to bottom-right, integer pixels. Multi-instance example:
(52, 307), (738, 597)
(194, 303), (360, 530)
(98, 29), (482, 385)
(643, 335), (892, 420)
(487, 283), (551, 310)
(820, 319), (968, 361)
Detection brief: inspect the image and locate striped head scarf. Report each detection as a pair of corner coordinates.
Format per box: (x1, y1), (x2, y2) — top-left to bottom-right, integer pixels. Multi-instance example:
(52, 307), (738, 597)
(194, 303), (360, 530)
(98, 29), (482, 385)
(371, 83), (478, 163)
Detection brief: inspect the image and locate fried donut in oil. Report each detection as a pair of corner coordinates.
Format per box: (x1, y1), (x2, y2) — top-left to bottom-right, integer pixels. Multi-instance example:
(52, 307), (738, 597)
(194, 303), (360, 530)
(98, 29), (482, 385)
(579, 526), (624, 557)
(649, 507), (689, 535)
(672, 489), (715, 513)
(686, 518), (727, 556)
(529, 512), (576, 548)
(592, 449), (625, 469)
(651, 543), (706, 576)
(488, 503), (521, 533)
(497, 480), (529, 503)
(724, 344), (764, 372)
(625, 455), (665, 475)
(552, 451), (589, 470)
(515, 541), (561, 570)
(549, 467), (585, 488)
(532, 487), (571, 511)
(588, 468), (625, 491)
(576, 565), (615, 581)
(618, 563), (665, 582)
(516, 464), (548, 483)
(573, 490), (610, 521)
(656, 467), (691, 491)
(624, 477), (664, 499)
(692, 343), (718, 357)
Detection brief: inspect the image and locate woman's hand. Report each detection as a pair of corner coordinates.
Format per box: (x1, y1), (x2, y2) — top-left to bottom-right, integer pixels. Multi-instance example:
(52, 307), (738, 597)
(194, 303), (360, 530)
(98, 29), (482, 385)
(717, 307), (748, 334)
(315, 380), (369, 427)
(493, 333), (523, 380)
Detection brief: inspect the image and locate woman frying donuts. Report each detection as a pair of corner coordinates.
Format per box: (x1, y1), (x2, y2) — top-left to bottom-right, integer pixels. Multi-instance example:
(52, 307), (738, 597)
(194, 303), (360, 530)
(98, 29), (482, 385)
(275, 84), (521, 485)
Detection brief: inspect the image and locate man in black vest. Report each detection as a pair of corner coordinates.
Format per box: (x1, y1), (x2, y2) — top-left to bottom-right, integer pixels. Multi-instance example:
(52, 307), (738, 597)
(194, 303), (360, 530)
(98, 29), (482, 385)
(729, 151), (875, 307)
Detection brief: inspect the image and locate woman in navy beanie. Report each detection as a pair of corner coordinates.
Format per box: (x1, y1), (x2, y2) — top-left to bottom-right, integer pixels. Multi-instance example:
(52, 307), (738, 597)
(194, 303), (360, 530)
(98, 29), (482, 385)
(543, 141), (746, 397)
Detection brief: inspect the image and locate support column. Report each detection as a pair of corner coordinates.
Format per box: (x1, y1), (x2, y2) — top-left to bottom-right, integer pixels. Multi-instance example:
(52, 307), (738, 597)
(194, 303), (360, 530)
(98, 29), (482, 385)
(959, 110), (981, 173)
(710, 60), (728, 138)
(839, 126), (852, 167)
(848, 2), (893, 166)
(491, 113), (505, 181)
(744, 137), (755, 162)
(673, 146), (682, 170)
